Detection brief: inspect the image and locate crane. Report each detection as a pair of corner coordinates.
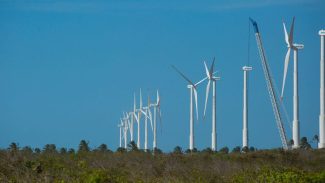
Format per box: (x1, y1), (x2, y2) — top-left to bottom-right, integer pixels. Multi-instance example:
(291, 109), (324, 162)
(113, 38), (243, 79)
(249, 18), (289, 150)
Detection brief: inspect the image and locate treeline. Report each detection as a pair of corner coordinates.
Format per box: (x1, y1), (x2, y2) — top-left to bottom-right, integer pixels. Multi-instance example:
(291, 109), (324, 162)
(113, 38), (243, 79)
(4, 135), (317, 155)
(0, 138), (324, 183)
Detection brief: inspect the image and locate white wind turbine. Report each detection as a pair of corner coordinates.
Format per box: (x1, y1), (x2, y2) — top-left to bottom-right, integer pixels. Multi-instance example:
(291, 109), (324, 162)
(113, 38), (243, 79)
(150, 90), (162, 150)
(203, 58), (221, 151)
(143, 95), (153, 152)
(118, 121), (123, 148)
(172, 65), (207, 151)
(132, 93), (140, 146)
(135, 90), (143, 149)
(134, 89), (149, 149)
(128, 110), (134, 142)
(122, 113), (129, 149)
(281, 17), (304, 149)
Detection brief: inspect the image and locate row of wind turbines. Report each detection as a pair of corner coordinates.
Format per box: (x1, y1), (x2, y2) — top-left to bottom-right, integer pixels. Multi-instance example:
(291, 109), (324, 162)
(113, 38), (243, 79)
(118, 17), (325, 151)
(118, 90), (162, 151)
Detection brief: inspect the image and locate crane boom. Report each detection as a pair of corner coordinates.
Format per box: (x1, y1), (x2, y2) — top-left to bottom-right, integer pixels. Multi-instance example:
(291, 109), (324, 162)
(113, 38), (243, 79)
(250, 18), (289, 150)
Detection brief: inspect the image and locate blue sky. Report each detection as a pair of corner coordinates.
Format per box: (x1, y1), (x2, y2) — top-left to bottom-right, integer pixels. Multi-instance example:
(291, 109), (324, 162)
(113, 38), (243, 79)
(0, 0), (324, 151)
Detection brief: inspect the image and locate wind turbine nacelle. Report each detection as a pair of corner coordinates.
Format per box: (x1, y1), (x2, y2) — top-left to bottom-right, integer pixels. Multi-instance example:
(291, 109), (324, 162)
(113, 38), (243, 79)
(242, 66), (253, 71)
(293, 44), (304, 49)
(213, 76), (221, 80)
(319, 30), (325, 36)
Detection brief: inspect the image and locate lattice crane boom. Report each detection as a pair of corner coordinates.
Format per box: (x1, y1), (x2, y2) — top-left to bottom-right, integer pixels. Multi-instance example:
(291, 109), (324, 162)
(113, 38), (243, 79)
(250, 18), (289, 150)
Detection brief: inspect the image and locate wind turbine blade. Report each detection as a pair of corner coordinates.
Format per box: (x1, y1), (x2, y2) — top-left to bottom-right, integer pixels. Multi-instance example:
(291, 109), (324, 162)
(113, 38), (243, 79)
(193, 88), (199, 121)
(171, 65), (195, 86)
(149, 109), (153, 132)
(134, 93), (136, 112)
(133, 112), (138, 122)
(204, 80), (211, 119)
(204, 61), (210, 78)
(289, 17), (295, 45)
(283, 22), (289, 45)
(195, 71), (218, 86)
(209, 57), (215, 76)
(138, 111), (142, 121)
(281, 48), (291, 100)
(157, 90), (160, 106)
(140, 88), (143, 108)
(141, 109), (149, 119)
(158, 107), (163, 134)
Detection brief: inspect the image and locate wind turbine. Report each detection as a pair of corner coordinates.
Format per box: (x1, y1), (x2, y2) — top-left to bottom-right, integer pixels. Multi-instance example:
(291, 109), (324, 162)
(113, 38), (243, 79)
(118, 121), (123, 148)
(203, 58), (221, 151)
(150, 90), (162, 150)
(242, 66), (252, 148)
(143, 95), (153, 152)
(135, 90), (143, 149)
(172, 65), (207, 151)
(122, 113), (129, 149)
(319, 29), (325, 149)
(281, 17), (304, 149)
(128, 110), (134, 142)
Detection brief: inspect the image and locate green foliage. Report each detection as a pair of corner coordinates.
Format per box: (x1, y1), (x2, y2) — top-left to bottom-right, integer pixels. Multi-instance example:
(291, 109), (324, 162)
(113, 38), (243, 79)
(116, 147), (126, 153)
(78, 140), (90, 153)
(219, 146), (229, 154)
(43, 144), (57, 153)
(34, 148), (41, 154)
(59, 148), (67, 154)
(242, 146), (249, 153)
(8, 142), (19, 152)
(153, 148), (163, 154)
(0, 142), (324, 183)
(201, 147), (214, 154)
(68, 148), (75, 154)
(249, 146), (256, 152)
(173, 146), (182, 154)
(232, 167), (325, 183)
(232, 146), (241, 153)
(300, 137), (312, 150)
(127, 141), (138, 152)
(96, 144), (109, 152)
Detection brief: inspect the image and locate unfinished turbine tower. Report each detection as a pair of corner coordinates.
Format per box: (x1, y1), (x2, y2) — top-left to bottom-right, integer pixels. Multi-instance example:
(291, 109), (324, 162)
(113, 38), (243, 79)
(281, 17), (304, 149)
(242, 66), (252, 148)
(319, 29), (325, 149)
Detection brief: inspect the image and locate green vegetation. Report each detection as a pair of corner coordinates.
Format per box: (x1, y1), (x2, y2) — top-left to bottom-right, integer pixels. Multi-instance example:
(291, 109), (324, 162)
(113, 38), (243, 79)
(0, 140), (324, 183)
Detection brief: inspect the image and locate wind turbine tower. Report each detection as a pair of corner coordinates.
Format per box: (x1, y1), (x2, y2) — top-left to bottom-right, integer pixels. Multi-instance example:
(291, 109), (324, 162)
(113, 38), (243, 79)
(319, 29), (325, 149)
(118, 122), (123, 148)
(135, 90), (144, 149)
(122, 114), (128, 149)
(203, 59), (221, 151)
(281, 17), (303, 149)
(152, 90), (162, 150)
(128, 110), (134, 142)
(242, 66), (252, 148)
(143, 95), (152, 152)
